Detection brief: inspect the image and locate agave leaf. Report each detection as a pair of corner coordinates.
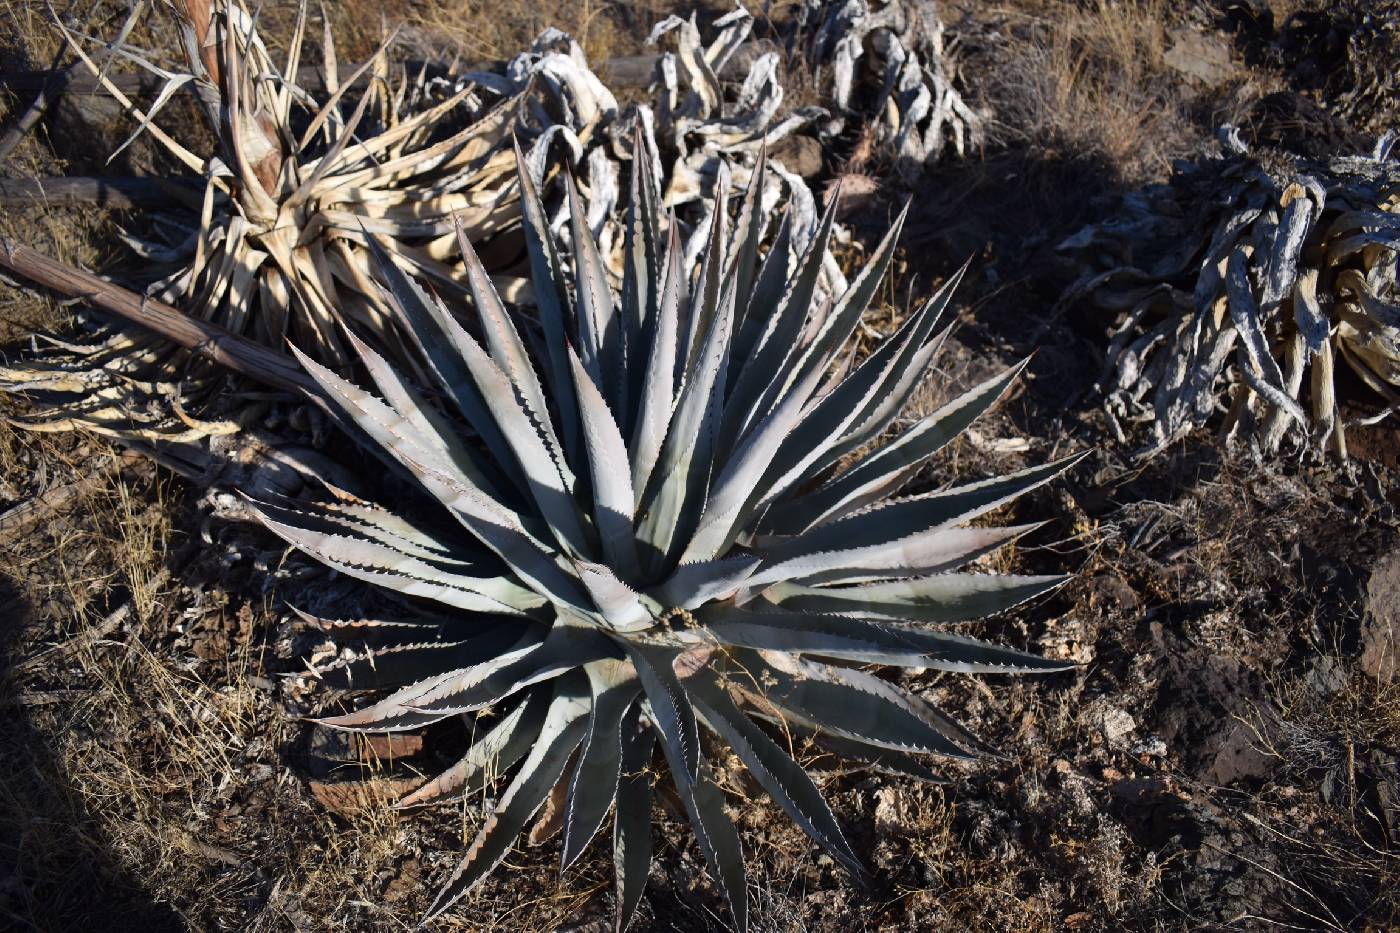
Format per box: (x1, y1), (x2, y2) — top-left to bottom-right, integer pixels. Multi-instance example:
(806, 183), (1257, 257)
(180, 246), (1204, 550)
(425, 673), (591, 919)
(574, 562), (653, 632)
(1224, 248), (1308, 425)
(288, 606), (447, 638)
(621, 121), (663, 433)
(396, 688), (550, 809)
(759, 453), (1090, 569)
(721, 196), (839, 451)
(791, 725), (945, 783)
(317, 636), (543, 733)
(754, 267), (961, 517)
(680, 346), (829, 564)
(765, 573), (1068, 625)
(314, 495), (465, 560)
(636, 265), (736, 570)
(752, 522), (1046, 588)
(286, 75), (373, 209)
(567, 348), (642, 574)
(365, 236), (522, 495)
(766, 202), (910, 419)
(629, 222), (683, 504)
(684, 761), (748, 932)
(561, 660), (641, 871)
(688, 670), (866, 880)
(457, 220), (566, 468)
(725, 145), (770, 342)
(513, 138), (582, 464)
(613, 701), (655, 932)
(342, 329), (510, 501)
(729, 209), (793, 368)
(767, 359), (1031, 533)
(622, 642), (700, 789)
(816, 269), (967, 469)
(414, 463), (593, 613)
(567, 172), (621, 404)
(699, 605), (1072, 672)
(733, 653), (980, 759)
(51, 13), (205, 174)
(264, 491), (472, 564)
(319, 627), (522, 691)
(426, 301), (593, 559)
(653, 554), (762, 610)
(247, 499), (544, 615)
(407, 621), (618, 717)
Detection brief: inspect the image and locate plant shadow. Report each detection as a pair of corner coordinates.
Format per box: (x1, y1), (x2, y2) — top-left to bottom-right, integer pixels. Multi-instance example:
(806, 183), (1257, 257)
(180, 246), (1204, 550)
(0, 576), (185, 932)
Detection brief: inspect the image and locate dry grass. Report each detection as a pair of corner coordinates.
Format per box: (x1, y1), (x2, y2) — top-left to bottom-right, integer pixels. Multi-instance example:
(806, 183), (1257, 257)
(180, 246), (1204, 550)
(979, 0), (1202, 185)
(397, 0), (674, 64)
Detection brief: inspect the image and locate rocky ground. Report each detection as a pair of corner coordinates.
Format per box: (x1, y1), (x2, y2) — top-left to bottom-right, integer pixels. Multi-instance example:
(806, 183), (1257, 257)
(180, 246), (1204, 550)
(1, 1), (1397, 931)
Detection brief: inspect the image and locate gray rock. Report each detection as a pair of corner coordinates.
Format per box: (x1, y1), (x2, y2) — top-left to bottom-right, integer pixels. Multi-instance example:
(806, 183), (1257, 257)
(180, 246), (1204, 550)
(1362, 551), (1400, 683)
(1163, 28), (1235, 86)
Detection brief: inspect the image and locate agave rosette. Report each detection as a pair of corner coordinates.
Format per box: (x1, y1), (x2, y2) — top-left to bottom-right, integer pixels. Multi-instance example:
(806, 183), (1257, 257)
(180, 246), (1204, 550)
(0, 0), (546, 447)
(247, 134), (1078, 928)
(796, 0), (985, 179)
(1061, 129), (1400, 458)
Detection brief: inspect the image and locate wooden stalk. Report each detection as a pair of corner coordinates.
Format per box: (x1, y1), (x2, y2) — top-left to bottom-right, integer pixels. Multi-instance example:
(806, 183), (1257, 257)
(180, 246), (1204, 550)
(0, 237), (315, 395)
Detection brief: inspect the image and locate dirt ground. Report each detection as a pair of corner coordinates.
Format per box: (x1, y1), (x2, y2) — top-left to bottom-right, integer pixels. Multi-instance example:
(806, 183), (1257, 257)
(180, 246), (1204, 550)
(1, 1), (1397, 931)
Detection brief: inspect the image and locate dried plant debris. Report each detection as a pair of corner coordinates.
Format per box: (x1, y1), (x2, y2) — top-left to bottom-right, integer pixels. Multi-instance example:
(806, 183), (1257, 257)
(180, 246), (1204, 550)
(1, 2), (854, 455)
(795, 0), (985, 180)
(1060, 127), (1400, 459)
(479, 8), (850, 297)
(1237, 0), (1400, 140)
(1, 0), (537, 449)
(249, 148), (1079, 929)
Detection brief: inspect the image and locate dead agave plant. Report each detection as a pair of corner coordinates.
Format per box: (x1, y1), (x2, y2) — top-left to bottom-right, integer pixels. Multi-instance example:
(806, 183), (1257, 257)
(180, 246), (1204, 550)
(1060, 129), (1400, 458)
(795, 0), (985, 180)
(1, 0), (532, 447)
(253, 138), (1080, 927)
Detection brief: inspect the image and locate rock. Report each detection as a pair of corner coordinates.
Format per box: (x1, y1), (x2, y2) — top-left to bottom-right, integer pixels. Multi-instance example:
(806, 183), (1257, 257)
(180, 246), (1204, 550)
(873, 786), (908, 832)
(358, 732), (424, 759)
(1132, 736), (1168, 759)
(1362, 551), (1400, 683)
(1163, 28), (1236, 86)
(1204, 721), (1272, 785)
(1100, 707), (1137, 744)
(771, 134), (823, 178)
(1306, 657), (1347, 695)
(308, 776), (421, 815)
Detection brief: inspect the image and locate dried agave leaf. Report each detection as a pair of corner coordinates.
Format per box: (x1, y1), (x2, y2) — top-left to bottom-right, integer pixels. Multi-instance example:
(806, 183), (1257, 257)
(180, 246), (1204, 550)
(796, 0), (986, 179)
(1060, 128), (1400, 458)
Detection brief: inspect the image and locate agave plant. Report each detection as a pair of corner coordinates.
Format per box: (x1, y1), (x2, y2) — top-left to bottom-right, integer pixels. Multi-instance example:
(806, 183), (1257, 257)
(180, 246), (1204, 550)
(0, 0), (543, 449)
(1061, 128), (1400, 458)
(795, 0), (985, 180)
(248, 132), (1078, 928)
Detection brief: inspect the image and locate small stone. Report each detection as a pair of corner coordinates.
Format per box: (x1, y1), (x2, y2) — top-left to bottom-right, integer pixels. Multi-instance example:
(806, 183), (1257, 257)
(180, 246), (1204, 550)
(1100, 707), (1137, 744)
(873, 786), (905, 832)
(1306, 657), (1347, 696)
(1362, 551), (1400, 683)
(1163, 28), (1235, 86)
(1132, 736), (1168, 759)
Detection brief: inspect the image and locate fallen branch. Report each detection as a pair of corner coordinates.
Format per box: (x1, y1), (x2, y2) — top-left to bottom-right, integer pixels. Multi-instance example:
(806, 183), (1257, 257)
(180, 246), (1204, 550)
(0, 448), (143, 537)
(0, 176), (202, 209)
(14, 566), (173, 674)
(0, 238), (314, 395)
(0, 49), (69, 165)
